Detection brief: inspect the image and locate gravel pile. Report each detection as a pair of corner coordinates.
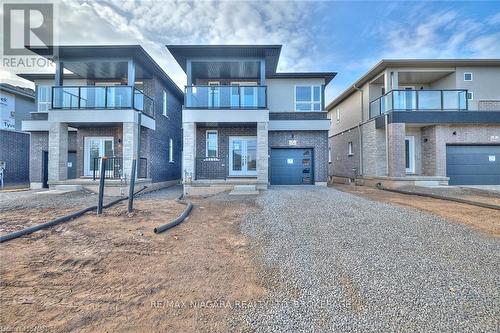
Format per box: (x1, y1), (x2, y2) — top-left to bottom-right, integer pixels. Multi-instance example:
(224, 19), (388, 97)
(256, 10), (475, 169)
(233, 186), (500, 332)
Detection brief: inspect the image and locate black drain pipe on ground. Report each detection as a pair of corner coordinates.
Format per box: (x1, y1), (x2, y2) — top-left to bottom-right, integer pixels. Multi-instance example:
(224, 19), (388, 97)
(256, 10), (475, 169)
(0, 186), (148, 243)
(153, 194), (193, 234)
(375, 183), (500, 211)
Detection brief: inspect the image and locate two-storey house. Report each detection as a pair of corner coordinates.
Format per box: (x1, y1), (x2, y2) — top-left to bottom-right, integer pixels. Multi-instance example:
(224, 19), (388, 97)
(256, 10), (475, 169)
(327, 59), (500, 187)
(20, 45), (183, 193)
(167, 45), (335, 195)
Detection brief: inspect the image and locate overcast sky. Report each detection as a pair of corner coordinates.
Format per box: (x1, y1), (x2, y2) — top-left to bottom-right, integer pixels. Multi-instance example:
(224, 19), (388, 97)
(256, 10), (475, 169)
(1, 0), (499, 103)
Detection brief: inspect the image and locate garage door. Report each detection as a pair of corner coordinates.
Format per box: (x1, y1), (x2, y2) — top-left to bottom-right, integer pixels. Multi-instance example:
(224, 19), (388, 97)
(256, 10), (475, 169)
(446, 145), (500, 185)
(270, 148), (313, 185)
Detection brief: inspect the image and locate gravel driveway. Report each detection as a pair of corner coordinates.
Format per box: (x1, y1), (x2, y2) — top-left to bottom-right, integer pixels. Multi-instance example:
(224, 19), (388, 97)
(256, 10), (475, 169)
(235, 186), (500, 332)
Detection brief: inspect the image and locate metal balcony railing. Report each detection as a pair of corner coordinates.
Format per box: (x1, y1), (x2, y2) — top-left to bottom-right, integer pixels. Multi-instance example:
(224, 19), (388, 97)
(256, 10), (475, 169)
(52, 86), (154, 118)
(185, 85), (267, 109)
(369, 89), (468, 118)
(92, 157), (148, 180)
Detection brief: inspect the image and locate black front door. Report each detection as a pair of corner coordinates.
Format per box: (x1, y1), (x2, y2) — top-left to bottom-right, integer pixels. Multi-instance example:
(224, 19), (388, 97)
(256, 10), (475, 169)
(68, 152), (77, 179)
(42, 151), (48, 188)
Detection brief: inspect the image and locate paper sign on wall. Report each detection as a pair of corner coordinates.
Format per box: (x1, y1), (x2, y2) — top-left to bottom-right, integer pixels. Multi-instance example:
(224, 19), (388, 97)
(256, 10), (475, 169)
(288, 139), (297, 146)
(287, 158), (294, 164)
(489, 155), (496, 162)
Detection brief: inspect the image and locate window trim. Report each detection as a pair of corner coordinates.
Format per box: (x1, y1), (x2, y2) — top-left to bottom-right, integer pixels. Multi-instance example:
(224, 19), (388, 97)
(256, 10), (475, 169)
(294, 85), (322, 112)
(464, 72), (473, 81)
(467, 91), (474, 100)
(162, 90), (168, 117)
(37, 85), (51, 112)
(169, 138), (174, 163)
(205, 130), (218, 157)
(347, 142), (353, 156)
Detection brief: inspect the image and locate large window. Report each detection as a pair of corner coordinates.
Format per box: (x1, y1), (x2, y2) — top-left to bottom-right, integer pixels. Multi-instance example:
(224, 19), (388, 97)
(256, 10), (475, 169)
(37, 85), (51, 112)
(206, 130), (218, 157)
(295, 85), (321, 111)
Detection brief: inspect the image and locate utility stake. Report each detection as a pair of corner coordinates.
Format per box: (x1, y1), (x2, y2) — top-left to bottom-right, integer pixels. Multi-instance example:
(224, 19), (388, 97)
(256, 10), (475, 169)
(128, 159), (137, 213)
(97, 157), (107, 215)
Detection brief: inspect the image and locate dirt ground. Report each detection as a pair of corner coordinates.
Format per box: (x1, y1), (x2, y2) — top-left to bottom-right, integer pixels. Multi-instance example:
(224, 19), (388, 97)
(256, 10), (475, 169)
(0, 194), (265, 332)
(334, 184), (500, 237)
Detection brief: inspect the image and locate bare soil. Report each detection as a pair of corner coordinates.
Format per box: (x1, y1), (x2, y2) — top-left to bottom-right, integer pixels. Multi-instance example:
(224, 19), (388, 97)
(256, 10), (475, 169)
(334, 184), (500, 236)
(0, 195), (265, 332)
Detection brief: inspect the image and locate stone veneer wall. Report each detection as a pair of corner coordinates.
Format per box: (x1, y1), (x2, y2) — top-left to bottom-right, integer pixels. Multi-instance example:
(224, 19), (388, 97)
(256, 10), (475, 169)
(268, 130), (328, 183)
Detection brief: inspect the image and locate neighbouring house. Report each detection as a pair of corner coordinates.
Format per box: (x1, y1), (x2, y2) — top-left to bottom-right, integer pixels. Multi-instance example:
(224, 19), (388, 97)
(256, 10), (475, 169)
(20, 45), (183, 193)
(166, 45), (335, 195)
(327, 59), (500, 188)
(0, 83), (35, 188)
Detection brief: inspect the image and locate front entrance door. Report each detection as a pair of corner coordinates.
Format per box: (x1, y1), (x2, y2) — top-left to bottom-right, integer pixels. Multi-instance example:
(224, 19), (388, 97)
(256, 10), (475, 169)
(229, 137), (257, 176)
(84, 137), (114, 176)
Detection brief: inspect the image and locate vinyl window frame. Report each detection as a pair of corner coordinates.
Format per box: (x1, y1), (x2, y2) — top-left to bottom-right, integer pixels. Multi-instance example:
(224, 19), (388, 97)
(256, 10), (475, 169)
(347, 142), (353, 156)
(463, 72), (473, 81)
(169, 138), (174, 163)
(37, 85), (51, 112)
(205, 130), (218, 158)
(162, 90), (168, 117)
(294, 85), (322, 112)
(467, 91), (474, 100)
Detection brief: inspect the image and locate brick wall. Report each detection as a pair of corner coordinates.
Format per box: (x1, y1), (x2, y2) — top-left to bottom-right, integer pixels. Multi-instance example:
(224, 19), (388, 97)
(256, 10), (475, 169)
(0, 130), (29, 186)
(478, 100), (500, 111)
(147, 77), (183, 182)
(76, 127), (121, 177)
(269, 130), (328, 182)
(361, 120), (386, 177)
(329, 129), (360, 178)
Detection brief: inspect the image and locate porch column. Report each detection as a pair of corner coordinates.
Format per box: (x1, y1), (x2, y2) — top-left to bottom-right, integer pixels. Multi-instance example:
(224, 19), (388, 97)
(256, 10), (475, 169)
(182, 122), (196, 183)
(387, 123), (406, 177)
(48, 122), (68, 182)
(123, 122), (138, 181)
(257, 122), (269, 187)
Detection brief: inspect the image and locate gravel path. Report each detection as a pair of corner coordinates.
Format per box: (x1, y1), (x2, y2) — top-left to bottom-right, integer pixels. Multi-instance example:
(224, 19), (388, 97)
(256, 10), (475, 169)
(135, 184), (182, 201)
(235, 186), (500, 332)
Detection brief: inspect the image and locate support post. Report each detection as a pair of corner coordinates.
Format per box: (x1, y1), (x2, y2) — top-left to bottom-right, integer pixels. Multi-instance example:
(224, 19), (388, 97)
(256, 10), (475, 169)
(97, 157), (107, 215)
(128, 159), (137, 213)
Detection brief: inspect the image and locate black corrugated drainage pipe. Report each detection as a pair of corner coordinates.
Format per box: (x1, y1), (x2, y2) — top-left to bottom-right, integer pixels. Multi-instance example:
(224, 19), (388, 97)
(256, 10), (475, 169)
(0, 186), (148, 243)
(375, 183), (500, 211)
(153, 194), (193, 234)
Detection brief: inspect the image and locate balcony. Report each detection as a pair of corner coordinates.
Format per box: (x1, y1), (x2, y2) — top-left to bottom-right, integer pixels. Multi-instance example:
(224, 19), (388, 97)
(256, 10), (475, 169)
(369, 89), (468, 118)
(52, 86), (154, 118)
(185, 85), (267, 109)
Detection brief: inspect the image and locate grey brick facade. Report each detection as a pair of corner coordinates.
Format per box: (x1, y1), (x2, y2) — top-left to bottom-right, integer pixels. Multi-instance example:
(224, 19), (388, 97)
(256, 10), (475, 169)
(268, 130), (328, 183)
(0, 130), (30, 186)
(329, 129), (360, 179)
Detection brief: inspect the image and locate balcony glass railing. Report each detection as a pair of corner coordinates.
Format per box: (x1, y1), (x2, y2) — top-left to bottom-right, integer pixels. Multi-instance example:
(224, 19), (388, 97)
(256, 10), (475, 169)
(185, 85), (267, 109)
(369, 89), (468, 118)
(52, 86), (154, 118)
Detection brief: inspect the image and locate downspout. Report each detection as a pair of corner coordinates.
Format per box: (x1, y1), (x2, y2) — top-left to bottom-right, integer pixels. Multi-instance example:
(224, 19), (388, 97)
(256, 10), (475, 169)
(353, 84), (364, 177)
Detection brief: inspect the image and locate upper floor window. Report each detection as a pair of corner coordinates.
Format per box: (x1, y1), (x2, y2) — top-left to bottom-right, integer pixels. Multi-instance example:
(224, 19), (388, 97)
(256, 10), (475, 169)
(328, 148), (332, 164)
(464, 72), (473, 81)
(336, 108), (340, 122)
(295, 85), (321, 111)
(162, 90), (168, 117)
(348, 142), (353, 156)
(37, 85), (51, 112)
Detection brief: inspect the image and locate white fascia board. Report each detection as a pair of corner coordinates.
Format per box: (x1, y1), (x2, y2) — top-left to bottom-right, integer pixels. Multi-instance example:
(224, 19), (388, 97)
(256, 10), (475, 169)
(183, 108), (269, 123)
(268, 119), (330, 131)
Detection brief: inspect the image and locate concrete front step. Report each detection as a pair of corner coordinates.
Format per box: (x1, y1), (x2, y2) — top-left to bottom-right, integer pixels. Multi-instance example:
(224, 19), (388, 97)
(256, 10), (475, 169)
(229, 185), (259, 195)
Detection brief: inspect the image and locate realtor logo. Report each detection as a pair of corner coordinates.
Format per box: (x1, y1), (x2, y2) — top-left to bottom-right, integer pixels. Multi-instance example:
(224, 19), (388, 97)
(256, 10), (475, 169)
(3, 3), (53, 56)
